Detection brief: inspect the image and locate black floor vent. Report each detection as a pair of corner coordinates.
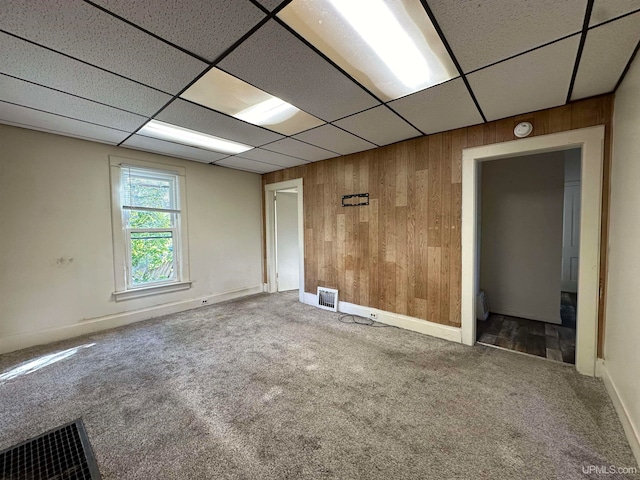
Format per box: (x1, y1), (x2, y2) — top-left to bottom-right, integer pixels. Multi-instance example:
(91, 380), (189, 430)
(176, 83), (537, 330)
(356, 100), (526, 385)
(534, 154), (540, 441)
(0, 419), (101, 480)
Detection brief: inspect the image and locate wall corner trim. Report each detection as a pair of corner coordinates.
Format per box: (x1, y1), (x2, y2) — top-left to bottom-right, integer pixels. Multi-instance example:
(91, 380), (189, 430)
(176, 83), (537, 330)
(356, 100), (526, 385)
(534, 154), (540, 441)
(598, 361), (640, 465)
(303, 293), (462, 343)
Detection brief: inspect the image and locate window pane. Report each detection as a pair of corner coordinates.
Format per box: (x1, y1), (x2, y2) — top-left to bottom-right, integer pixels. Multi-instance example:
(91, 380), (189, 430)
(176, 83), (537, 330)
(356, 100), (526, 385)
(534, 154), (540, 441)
(130, 232), (175, 285)
(126, 210), (173, 229)
(122, 170), (174, 210)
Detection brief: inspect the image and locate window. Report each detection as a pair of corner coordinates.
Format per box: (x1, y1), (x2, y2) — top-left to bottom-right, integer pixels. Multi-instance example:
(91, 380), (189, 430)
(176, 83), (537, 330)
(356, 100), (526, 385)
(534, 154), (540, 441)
(110, 157), (190, 301)
(122, 167), (178, 287)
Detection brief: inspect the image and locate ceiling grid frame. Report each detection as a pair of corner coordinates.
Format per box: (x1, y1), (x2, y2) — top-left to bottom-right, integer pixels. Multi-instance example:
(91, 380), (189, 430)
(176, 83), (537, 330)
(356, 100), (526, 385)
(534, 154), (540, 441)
(0, 0), (637, 172)
(0, 71), (151, 118)
(270, 15), (427, 135)
(418, 0), (487, 123)
(82, 0), (214, 64)
(566, 0), (595, 103)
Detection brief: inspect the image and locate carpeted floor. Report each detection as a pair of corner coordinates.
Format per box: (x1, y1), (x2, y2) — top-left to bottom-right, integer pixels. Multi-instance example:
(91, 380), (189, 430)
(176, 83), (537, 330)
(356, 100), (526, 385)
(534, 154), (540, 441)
(0, 292), (637, 479)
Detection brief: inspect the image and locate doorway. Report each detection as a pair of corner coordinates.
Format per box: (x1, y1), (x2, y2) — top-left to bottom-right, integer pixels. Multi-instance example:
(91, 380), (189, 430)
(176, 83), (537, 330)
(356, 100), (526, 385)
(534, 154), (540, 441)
(265, 179), (305, 302)
(275, 189), (299, 292)
(461, 126), (604, 376)
(475, 149), (580, 365)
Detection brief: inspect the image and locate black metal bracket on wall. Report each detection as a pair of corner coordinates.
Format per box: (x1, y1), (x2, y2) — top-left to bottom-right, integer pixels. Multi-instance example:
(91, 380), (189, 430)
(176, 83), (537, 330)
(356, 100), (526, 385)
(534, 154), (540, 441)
(342, 193), (369, 207)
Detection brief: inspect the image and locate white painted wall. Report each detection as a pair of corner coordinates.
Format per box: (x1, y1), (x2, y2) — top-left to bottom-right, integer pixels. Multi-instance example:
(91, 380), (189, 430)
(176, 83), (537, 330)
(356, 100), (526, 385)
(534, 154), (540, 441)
(0, 124), (263, 353)
(275, 191), (299, 292)
(605, 52), (640, 460)
(480, 151), (564, 323)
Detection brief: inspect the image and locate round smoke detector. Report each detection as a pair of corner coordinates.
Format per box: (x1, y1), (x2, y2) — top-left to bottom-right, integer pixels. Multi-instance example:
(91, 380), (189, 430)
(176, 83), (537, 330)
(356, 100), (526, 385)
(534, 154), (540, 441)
(514, 122), (533, 138)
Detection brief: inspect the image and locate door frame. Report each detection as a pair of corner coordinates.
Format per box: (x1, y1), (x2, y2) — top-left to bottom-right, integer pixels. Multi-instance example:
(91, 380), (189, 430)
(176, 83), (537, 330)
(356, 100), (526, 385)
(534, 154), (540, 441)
(461, 126), (604, 376)
(265, 178), (305, 303)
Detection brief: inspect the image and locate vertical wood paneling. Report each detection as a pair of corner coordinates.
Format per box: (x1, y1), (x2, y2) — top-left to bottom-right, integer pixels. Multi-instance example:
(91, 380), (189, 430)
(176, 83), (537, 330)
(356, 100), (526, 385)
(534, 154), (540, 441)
(495, 119), (514, 143)
(406, 146), (417, 318)
(262, 95), (613, 350)
(427, 134), (442, 248)
(415, 168), (429, 302)
(368, 198), (379, 309)
(549, 105), (572, 133)
(450, 183), (462, 326)
(427, 246), (441, 321)
(450, 129), (466, 183)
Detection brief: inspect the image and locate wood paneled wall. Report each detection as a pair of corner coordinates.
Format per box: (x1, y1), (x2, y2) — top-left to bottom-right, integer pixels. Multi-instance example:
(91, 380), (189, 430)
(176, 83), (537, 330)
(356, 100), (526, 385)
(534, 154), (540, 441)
(263, 96), (613, 347)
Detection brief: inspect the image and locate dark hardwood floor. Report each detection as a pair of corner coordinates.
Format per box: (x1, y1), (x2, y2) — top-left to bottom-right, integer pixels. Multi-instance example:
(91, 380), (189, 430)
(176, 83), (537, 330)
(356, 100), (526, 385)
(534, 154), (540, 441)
(477, 292), (577, 364)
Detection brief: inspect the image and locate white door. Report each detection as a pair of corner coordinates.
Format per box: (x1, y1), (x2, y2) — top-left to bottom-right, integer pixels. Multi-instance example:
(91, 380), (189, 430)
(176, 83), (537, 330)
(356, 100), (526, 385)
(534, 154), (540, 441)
(275, 191), (300, 292)
(561, 182), (581, 292)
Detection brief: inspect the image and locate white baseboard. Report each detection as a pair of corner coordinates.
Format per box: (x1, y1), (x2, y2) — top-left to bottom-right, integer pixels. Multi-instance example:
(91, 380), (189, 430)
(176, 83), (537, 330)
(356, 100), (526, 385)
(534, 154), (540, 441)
(0, 285), (263, 355)
(598, 361), (640, 465)
(303, 293), (461, 343)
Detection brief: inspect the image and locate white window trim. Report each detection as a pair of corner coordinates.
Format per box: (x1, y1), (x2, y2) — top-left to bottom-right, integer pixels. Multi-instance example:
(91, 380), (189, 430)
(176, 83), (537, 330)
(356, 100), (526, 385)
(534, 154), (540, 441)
(109, 156), (191, 301)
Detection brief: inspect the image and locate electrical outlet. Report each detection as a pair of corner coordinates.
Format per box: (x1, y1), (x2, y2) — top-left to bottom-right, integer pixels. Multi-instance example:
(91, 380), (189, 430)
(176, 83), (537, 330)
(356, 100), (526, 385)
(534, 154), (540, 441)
(369, 311), (378, 320)
(201, 299), (209, 305)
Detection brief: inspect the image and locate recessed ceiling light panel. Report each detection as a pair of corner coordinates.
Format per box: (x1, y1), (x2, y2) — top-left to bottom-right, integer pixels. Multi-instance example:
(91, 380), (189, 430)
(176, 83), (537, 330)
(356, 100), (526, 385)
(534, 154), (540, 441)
(279, 0), (458, 101)
(138, 120), (253, 155)
(181, 68), (324, 135)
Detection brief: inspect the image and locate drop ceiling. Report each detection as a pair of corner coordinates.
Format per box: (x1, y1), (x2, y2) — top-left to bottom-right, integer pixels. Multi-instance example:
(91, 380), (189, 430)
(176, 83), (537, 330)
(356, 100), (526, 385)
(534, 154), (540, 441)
(1, 0), (638, 174)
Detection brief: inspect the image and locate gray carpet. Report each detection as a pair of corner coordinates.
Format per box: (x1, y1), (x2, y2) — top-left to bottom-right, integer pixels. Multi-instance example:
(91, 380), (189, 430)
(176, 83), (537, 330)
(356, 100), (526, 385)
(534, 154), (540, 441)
(0, 292), (637, 479)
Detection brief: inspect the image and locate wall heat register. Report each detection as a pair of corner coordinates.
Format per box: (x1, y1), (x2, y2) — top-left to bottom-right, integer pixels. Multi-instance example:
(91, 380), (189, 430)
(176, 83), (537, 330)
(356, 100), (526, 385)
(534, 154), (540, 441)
(317, 287), (339, 312)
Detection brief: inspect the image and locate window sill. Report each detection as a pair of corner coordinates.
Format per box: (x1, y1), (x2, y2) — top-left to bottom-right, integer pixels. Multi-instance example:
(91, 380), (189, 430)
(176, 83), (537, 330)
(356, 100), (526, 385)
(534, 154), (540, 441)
(113, 281), (192, 302)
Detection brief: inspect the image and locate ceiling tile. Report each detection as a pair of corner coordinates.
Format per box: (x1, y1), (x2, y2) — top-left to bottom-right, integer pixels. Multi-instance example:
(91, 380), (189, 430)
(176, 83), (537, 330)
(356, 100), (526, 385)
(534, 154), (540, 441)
(278, 0), (457, 102)
(0, 74), (146, 132)
(215, 157), (281, 174)
(388, 78), (483, 134)
(237, 148), (309, 168)
(91, 0), (265, 62)
(157, 99), (284, 147)
(572, 12), (640, 100)
(0, 0), (207, 94)
(468, 35), (580, 122)
(181, 68), (325, 135)
(334, 106), (421, 146)
(0, 32), (171, 116)
(590, 0), (640, 26)
(293, 124), (376, 155)
(0, 101), (129, 144)
(122, 135), (229, 163)
(218, 20), (379, 121)
(429, 0), (586, 72)
(262, 138), (338, 162)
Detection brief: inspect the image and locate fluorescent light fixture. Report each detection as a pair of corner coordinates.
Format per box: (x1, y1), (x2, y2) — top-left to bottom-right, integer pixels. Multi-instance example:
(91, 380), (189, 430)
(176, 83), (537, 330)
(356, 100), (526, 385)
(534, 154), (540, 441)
(279, 0), (458, 101)
(138, 120), (252, 155)
(181, 68), (324, 135)
(235, 97), (299, 125)
(327, 0), (431, 89)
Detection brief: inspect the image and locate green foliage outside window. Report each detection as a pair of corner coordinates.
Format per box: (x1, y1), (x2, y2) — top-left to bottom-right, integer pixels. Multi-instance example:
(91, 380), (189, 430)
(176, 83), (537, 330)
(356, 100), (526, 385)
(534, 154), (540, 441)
(124, 174), (176, 285)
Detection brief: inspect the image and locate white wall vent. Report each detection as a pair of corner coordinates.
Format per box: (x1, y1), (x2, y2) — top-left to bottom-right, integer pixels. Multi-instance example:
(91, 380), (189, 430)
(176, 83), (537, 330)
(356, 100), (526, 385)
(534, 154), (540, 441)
(317, 287), (338, 312)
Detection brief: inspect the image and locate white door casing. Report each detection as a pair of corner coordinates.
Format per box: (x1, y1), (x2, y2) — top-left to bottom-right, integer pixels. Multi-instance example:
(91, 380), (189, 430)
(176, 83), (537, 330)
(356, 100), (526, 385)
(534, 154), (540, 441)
(461, 126), (604, 376)
(265, 179), (305, 303)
